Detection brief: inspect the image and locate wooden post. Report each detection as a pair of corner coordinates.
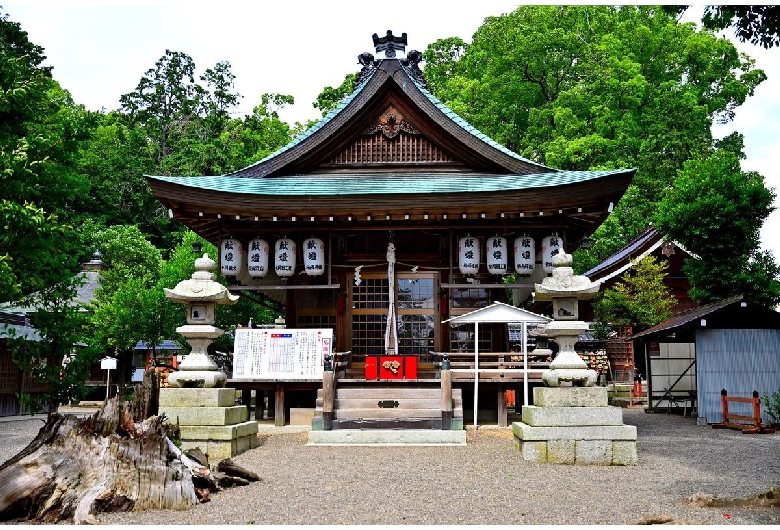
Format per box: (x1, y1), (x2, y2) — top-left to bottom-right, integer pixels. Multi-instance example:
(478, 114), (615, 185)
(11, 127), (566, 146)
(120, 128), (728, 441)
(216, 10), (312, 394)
(275, 384), (284, 427)
(440, 354), (452, 430)
(256, 389), (265, 420)
(241, 389), (251, 418)
(721, 388), (729, 423)
(497, 385), (507, 428)
(752, 390), (761, 429)
(323, 355), (335, 431)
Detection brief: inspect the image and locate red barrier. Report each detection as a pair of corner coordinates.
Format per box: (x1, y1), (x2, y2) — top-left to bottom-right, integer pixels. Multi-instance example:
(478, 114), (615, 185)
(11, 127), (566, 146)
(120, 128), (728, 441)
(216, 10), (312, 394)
(712, 389), (775, 434)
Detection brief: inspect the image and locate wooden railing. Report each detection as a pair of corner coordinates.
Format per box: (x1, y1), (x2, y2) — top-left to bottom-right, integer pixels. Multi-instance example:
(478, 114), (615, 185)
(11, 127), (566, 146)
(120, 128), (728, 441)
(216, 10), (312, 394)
(441, 351), (550, 380)
(712, 389), (776, 434)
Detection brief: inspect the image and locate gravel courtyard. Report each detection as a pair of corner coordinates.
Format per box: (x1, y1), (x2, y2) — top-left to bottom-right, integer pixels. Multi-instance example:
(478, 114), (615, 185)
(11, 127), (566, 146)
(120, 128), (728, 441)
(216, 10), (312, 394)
(2, 408), (778, 525)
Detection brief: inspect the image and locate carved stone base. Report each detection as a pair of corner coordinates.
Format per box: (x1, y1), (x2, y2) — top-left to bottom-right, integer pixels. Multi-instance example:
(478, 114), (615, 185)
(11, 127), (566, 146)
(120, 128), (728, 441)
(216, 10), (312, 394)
(168, 369), (226, 389)
(543, 368), (598, 388)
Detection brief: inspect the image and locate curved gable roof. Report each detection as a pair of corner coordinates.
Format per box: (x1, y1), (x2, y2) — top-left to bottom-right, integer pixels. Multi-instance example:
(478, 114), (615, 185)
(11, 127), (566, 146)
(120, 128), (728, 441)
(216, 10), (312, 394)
(228, 58), (552, 178)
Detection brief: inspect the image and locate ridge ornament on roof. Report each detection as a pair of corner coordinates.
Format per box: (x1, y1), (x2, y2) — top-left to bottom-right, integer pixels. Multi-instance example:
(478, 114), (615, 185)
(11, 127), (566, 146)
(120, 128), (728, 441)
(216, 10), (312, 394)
(373, 30), (407, 58)
(355, 31), (427, 89)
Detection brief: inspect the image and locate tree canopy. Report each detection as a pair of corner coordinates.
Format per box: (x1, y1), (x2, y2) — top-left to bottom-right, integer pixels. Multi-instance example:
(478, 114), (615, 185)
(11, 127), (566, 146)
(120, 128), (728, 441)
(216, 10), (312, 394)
(0, 12), (91, 302)
(422, 5), (777, 306)
(665, 6), (780, 49)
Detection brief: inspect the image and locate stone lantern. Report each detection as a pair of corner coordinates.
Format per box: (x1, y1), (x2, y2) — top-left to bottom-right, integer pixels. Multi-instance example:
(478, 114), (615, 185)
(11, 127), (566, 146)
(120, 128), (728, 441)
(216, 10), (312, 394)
(164, 253), (239, 388)
(534, 252), (599, 387)
(513, 251), (637, 466)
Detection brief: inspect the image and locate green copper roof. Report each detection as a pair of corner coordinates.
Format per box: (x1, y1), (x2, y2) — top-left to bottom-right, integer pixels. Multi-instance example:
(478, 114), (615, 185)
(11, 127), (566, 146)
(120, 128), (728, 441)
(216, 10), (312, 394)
(146, 169), (634, 196)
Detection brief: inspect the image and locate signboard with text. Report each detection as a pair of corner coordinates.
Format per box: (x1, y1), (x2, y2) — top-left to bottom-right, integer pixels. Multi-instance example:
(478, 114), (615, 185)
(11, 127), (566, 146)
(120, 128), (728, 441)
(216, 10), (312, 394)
(232, 328), (331, 380)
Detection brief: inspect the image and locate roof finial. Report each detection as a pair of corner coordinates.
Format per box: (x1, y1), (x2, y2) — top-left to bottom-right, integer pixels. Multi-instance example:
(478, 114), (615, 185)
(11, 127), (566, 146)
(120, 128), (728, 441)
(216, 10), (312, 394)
(372, 30), (407, 59)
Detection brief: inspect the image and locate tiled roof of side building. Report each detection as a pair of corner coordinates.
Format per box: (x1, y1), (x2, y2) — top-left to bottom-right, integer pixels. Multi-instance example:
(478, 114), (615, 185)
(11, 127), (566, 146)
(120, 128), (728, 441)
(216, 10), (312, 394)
(584, 226), (661, 279)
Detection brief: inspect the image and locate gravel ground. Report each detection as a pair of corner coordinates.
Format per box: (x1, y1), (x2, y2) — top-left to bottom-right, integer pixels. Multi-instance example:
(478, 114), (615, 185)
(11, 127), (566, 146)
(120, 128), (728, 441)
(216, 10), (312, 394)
(2, 409), (779, 525)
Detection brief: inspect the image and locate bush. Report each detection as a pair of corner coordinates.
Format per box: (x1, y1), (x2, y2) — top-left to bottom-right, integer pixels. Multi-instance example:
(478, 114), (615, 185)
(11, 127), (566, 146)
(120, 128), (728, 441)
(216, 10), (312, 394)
(761, 388), (780, 427)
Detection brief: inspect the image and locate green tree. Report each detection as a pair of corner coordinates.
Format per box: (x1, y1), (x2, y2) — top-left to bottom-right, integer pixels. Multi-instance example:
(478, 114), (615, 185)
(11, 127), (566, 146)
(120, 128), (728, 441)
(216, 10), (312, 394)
(87, 225), (165, 385)
(424, 6), (767, 272)
(655, 149), (779, 307)
(1, 11), (91, 301)
(313, 73), (356, 117)
(5, 276), (99, 417)
(665, 6), (780, 49)
(593, 255), (677, 332)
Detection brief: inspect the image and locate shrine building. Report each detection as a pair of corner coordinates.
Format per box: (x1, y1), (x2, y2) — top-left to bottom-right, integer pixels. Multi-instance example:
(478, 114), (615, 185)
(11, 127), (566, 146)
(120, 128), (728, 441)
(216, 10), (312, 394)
(146, 31), (636, 428)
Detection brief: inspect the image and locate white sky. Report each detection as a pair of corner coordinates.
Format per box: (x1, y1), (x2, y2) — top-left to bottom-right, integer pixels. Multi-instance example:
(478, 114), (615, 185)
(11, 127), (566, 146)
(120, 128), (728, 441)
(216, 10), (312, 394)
(4, 2), (779, 260)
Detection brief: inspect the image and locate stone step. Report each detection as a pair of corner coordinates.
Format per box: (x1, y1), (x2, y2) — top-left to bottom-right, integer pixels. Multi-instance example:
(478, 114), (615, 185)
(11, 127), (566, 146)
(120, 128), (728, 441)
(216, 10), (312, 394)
(307, 428), (467, 446)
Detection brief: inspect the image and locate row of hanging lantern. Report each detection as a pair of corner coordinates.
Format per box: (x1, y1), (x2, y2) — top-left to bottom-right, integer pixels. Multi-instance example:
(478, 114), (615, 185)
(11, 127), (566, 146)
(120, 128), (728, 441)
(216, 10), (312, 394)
(457, 234), (562, 276)
(219, 237), (325, 278)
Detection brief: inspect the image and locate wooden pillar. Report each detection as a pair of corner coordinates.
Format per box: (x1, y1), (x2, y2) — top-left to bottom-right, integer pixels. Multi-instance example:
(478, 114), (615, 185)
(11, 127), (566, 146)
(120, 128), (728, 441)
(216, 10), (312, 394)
(497, 385), (507, 428)
(275, 383), (285, 427)
(256, 389), (265, 420)
(440, 354), (452, 430)
(323, 370), (335, 431)
(267, 389), (275, 421)
(241, 389), (251, 418)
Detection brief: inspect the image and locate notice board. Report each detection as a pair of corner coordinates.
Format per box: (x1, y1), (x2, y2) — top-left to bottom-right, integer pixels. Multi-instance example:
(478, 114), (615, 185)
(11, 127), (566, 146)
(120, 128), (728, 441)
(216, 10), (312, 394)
(232, 328), (331, 379)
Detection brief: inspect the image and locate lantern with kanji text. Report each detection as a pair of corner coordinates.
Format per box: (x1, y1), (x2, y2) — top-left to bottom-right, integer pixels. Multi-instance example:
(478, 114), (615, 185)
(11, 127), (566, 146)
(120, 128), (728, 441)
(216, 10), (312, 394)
(486, 235), (508, 275)
(247, 238), (269, 278)
(274, 238), (297, 277)
(303, 237), (325, 276)
(542, 235), (562, 273)
(220, 238), (243, 276)
(514, 236), (535, 274)
(458, 235), (480, 276)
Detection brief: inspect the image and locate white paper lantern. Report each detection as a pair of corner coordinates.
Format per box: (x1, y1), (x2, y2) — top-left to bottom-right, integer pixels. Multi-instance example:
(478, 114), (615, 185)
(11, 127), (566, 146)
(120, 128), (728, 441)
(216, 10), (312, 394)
(247, 238), (269, 278)
(274, 238), (297, 277)
(303, 237), (325, 276)
(220, 238), (243, 276)
(514, 236), (535, 274)
(458, 235), (480, 275)
(542, 235), (563, 273)
(486, 236), (508, 275)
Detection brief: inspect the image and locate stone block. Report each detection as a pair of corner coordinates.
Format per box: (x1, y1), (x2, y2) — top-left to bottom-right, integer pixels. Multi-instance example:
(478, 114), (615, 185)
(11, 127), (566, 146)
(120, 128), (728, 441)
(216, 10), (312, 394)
(179, 420), (258, 441)
(161, 405), (247, 426)
(533, 386), (608, 407)
(518, 441), (547, 462)
(521, 406), (624, 427)
(612, 441), (638, 465)
(159, 387), (236, 408)
(512, 422), (637, 441)
(179, 433), (257, 461)
(290, 408), (314, 426)
(575, 440), (612, 465)
(547, 439), (575, 464)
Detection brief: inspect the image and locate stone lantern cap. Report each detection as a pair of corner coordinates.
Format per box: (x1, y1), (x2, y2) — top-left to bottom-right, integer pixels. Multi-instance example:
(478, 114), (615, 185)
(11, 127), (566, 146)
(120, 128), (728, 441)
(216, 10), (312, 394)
(164, 253), (240, 305)
(534, 252), (599, 301)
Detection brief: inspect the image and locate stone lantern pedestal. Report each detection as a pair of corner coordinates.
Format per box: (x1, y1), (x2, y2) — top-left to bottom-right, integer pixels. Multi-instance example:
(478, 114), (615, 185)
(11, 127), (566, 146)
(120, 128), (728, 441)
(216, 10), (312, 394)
(158, 253), (258, 461)
(512, 253), (637, 465)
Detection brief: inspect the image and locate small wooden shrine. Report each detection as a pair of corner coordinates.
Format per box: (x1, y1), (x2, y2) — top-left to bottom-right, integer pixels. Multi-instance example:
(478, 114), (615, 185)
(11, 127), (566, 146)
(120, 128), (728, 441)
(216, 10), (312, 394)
(146, 31), (636, 428)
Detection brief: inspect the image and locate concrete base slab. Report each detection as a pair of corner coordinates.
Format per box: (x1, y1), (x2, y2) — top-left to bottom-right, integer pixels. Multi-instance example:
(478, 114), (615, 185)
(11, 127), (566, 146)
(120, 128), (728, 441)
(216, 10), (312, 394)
(307, 429), (467, 446)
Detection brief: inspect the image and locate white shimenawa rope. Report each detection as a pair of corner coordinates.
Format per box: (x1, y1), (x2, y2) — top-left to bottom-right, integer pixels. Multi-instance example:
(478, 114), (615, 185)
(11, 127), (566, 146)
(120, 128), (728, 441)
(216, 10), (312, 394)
(385, 242), (398, 354)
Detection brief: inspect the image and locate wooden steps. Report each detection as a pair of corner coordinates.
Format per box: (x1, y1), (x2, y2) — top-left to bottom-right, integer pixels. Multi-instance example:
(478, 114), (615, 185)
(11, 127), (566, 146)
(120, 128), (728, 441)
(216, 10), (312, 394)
(315, 383), (463, 430)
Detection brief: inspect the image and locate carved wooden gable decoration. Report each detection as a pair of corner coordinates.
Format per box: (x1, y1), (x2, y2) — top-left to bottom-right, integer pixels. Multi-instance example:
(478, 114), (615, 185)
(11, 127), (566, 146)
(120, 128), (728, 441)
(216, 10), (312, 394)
(326, 104), (456, 167)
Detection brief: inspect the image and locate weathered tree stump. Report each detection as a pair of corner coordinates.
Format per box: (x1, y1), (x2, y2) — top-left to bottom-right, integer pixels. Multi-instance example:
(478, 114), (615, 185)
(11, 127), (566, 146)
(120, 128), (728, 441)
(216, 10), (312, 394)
(0, 370), (258, 524)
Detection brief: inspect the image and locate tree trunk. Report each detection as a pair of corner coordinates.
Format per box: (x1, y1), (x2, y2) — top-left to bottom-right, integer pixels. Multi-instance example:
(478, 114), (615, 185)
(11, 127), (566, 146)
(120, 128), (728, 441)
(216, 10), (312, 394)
(0, 370), (257, 524)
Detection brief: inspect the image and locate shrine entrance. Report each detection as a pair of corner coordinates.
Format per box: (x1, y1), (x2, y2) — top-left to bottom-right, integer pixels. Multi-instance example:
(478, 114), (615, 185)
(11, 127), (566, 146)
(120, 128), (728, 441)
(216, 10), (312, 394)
(347, 271), (439, 375)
